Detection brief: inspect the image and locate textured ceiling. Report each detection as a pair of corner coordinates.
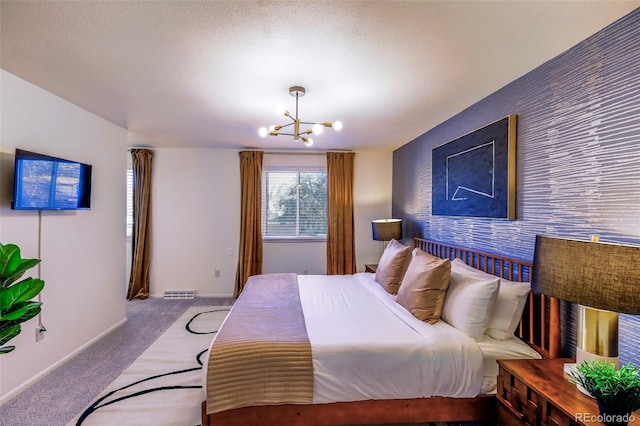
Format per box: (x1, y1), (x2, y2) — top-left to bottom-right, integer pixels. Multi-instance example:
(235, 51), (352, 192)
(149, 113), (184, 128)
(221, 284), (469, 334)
(1, 1), (637, 151)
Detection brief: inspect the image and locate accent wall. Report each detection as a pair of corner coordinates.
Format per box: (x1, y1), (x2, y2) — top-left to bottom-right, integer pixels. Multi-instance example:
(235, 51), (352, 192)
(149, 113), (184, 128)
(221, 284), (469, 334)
(392, 9), (640, 363)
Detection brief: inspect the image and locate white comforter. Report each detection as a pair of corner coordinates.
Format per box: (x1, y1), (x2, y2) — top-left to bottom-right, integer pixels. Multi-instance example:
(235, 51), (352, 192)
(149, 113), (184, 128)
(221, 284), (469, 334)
(298, 273), (484, 403)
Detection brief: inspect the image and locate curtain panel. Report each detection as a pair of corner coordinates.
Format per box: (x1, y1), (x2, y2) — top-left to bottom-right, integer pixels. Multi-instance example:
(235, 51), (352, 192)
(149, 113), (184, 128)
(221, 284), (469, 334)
(326, 152), (356, 275)
(127, 149), (153, 300)
(234, 150), (264, 297)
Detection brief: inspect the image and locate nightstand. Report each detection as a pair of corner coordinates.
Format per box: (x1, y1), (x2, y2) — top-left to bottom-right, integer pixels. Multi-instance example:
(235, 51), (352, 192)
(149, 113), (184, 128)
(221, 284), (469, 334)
(365, 264), (378, 273)
(497, 358), (605, 426)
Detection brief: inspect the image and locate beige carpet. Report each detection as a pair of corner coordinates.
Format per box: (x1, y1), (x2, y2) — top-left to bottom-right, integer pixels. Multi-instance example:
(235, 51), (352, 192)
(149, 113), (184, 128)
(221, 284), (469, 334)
(67, 306), (230, 426)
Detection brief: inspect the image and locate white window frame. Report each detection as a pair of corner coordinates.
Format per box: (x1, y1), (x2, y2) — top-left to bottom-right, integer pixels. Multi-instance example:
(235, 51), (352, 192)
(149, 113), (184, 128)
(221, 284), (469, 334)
(262, 166), (327, 243)
(126, 161), (133, 242)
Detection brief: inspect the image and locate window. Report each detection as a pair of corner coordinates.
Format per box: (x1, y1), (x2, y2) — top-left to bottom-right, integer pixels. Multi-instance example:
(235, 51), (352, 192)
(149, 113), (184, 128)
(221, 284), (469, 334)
(262, 169), (327, 240)
(126, 167), (133, 239)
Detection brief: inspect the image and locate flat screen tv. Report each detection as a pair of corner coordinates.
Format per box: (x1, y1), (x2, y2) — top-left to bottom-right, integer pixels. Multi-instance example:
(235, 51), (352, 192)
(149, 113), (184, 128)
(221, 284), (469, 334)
(12, 149), (92, 210)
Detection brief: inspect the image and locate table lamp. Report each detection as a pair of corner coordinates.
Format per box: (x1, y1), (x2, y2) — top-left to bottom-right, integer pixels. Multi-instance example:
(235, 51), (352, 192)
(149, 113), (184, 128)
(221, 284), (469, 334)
(532, 235), (640, 370)
(372, 219), (402, 251)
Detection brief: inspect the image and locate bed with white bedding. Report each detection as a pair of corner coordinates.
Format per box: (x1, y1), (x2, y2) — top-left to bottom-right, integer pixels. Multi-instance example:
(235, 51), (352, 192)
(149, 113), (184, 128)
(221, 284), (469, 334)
(299, 273), (485, 402)
(201, 238), (559, 426)
(477, 334), (542, 394)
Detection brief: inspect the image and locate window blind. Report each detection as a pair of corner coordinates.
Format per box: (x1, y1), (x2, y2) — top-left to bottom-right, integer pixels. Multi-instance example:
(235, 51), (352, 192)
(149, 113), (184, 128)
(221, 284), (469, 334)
(262, 170), (327, 239)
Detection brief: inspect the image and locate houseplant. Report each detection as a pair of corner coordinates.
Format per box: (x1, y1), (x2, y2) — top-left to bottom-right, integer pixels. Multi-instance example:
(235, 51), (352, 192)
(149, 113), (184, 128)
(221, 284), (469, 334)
(0, 243), (45, 354)
(569, 360), (640, 426)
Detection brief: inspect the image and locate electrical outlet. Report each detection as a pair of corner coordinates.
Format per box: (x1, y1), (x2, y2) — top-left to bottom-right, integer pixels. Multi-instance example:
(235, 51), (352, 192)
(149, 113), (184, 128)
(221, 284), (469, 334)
(35, 327), (45, 342)
(214, 269), (221, 278)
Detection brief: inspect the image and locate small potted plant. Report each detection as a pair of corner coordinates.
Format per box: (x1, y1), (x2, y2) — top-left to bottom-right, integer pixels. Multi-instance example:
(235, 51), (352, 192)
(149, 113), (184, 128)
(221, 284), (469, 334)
(569, 360), (640, 426)
(0, 243), (45, 354)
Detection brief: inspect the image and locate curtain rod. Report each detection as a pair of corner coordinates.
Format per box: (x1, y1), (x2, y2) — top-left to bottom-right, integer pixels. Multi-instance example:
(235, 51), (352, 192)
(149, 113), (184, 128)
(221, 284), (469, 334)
(126, 148), (352, 155)
(265, 151), (329, 156)
(263, 149), (352, 156)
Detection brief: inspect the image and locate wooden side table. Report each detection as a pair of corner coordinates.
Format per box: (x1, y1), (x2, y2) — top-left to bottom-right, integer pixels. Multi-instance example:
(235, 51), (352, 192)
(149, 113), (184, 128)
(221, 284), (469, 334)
(365, 264), (378, 273)
(497, 358), (606, 426)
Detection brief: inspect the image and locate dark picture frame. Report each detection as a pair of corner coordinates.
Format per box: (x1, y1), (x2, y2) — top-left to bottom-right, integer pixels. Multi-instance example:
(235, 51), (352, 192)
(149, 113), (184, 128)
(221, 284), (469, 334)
(432, 115), (516, 219)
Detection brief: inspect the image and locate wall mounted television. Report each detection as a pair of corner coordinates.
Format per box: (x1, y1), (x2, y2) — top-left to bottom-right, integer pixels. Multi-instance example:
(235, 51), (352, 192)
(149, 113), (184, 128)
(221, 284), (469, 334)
(12, 149), (93, 210)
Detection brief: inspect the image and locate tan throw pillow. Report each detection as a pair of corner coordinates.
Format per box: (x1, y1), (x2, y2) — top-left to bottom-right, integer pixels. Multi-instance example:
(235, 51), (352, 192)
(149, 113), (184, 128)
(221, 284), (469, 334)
(396, 248), (451, 324)
(374, 239), (411, 294)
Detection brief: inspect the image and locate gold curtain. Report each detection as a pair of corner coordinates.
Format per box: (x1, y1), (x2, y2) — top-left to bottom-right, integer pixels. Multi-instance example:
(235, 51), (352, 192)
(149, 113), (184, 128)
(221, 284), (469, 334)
(127, 149), (153, 300)
(326, 152), (356, 275)
(234, 151), (264, 298)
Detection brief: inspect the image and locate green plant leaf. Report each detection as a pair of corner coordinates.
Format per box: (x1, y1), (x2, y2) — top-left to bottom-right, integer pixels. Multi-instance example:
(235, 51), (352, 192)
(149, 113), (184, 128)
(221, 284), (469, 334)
(0, 278), (44, 310)
(0, 243), (44, 355)
(0, 306), (40, 331)
(0, 244), (22, 280)
(0, 324), (21, 346)
(0, 301), (42, 321)
(1, 258), (40, 288)
(0, 345), (16, 354)
(14, 302), (41, 323)
(0, 317), (22, 332)
(569, 360), (640, 413)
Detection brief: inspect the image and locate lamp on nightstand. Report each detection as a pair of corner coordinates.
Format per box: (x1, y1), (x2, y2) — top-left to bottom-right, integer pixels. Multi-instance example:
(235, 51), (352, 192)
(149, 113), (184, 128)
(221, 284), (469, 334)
(371, 219), (402, 251)
(531, 235), (640, 371)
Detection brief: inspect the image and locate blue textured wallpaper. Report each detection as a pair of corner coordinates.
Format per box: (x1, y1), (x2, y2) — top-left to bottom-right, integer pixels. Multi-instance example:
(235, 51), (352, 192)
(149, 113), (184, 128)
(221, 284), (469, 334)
(393, 9), (640, 364)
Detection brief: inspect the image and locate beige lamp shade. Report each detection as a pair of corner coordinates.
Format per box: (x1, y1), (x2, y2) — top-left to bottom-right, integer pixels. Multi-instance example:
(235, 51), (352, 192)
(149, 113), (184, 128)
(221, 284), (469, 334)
(531, 235), (640, 314)
(372, 219), (402, 242)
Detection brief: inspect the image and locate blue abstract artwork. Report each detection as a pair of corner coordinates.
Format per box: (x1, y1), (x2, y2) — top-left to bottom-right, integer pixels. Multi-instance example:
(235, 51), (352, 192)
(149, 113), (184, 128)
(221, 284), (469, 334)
(432, 115), (516, 219)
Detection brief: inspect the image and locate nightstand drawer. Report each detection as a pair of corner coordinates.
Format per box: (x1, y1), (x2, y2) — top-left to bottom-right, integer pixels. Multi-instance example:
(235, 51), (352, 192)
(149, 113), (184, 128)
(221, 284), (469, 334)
(497, 367), (534, 425)
(365, 264), (377, 273)
(497, 401), (528, 426)
(497, 359), (604, 426)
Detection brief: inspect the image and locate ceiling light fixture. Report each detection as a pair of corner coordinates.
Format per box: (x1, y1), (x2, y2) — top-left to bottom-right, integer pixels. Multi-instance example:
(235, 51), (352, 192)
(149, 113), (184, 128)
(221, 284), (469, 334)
(258, 86), (342, 147)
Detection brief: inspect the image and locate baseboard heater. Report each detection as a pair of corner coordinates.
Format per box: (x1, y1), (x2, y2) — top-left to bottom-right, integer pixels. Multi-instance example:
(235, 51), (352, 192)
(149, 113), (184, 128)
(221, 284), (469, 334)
(163, 290), (196, 299)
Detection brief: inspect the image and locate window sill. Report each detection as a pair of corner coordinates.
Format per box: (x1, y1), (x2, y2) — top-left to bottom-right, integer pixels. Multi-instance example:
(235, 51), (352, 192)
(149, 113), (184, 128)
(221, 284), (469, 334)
(263, 237), (327, 243)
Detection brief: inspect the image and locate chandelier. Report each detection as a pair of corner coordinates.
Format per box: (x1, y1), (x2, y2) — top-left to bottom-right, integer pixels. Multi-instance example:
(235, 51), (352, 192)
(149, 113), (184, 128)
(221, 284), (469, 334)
(258, 86), (342, 147)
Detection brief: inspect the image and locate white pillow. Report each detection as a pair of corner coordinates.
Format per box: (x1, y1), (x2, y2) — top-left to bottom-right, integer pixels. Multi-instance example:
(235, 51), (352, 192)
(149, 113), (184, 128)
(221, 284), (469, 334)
(451, 258), (530, 340)
(441, 271), (499, 340)
(485, 279), (531, 340)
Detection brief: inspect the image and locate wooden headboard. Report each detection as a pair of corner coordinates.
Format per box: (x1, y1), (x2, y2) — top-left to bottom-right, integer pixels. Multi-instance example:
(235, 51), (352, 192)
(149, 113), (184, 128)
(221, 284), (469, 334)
(413, 237), (561, 359)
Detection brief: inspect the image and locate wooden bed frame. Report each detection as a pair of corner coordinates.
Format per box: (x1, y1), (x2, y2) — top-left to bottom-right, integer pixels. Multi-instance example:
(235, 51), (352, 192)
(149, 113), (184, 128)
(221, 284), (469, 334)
(202, 237), (561, 426)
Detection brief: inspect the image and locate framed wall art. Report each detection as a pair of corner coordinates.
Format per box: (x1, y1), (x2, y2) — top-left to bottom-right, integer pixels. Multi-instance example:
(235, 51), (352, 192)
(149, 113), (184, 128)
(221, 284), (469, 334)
(432, 115), (516, 219)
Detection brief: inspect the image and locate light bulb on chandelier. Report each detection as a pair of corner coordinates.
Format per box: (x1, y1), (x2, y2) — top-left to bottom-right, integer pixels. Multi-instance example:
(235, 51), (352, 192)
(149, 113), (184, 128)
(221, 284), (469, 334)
(258, 86), (342, 147)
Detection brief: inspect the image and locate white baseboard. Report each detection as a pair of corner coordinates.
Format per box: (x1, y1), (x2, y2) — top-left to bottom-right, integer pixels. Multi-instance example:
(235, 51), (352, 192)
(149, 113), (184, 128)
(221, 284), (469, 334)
(0, 317), (128, 407)
(195, 293), (235, 298)
(149, 293), (234, 299)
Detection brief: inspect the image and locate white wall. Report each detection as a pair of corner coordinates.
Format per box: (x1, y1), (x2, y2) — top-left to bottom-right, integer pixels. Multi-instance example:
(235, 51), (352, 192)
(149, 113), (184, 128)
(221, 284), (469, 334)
(149, 148), (392, 297)
(0, 70), (128, 402)
(148, 148), (241, 297)
(353, 149), (395, 265)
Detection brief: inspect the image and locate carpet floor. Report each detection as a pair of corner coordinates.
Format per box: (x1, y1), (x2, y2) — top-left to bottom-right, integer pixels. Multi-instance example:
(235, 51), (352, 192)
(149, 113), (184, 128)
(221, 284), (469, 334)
(68, 306), (231, 425)
(0, 297), (233, 426)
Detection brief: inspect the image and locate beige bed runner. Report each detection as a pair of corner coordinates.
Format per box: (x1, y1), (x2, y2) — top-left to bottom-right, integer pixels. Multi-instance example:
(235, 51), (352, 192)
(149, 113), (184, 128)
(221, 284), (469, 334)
(206, 273), (313, 414)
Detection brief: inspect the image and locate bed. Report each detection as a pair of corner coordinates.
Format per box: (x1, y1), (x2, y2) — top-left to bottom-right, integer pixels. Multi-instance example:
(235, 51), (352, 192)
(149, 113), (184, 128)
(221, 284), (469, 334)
(201, 237), (561, 425)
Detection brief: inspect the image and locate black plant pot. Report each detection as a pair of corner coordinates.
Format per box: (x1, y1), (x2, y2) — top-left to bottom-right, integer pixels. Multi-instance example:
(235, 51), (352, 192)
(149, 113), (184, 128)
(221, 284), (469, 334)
(597, 400), (630, 426)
